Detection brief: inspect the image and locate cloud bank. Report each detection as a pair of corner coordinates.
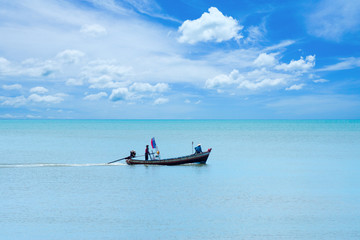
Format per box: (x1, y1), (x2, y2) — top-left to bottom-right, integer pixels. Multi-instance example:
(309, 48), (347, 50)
(206, 54), (316, 92)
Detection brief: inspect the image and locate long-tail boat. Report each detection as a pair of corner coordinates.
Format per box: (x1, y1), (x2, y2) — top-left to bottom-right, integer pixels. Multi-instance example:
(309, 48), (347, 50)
(126, 148), (212, 165)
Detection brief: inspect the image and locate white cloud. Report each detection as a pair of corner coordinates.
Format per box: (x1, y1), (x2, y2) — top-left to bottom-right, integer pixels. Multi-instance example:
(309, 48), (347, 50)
(0, 113), (18, 119)
(0, 96), (27, 107)
(28, 93), (65, 104)
(264, 40), (296, 52)
(83, 0), (133, 16)
(66, 78), (83, 86)
(109, 88), (133, 101)
(206, 68), (290, 91)
(26, 114), (41, 119)
(129, 82), (169, 92)
(84, 92), (108, 101)
(88, 75), (128, 89)
(0, 0), (335, 118)
(184, 99), (201, 104)
(2, 84), (22, 90)
(275, 55), (315, 72)
(307, 0), (360, 40)
(0, 0), (218, 88)
(239, 77), (287, 90)
(253, 53), (277, 67)
(313, 79), (329, 83)
(0, 57), (58, 77)
(30, 86), (48, 94)
(205, 69), (240, 89)
(1, 92), (67, 107)
(56, 49), (85, 64)
(317, 57), (360, 71)
(206, 53), (316, 92)
(82, 61), (132, 89)
(154, 97), (168, 105)
(244, 22), (266, 44)
(87, 0), (178, 23)
(21, 59), (58, 77)
(286, 83), (305, 91)
(80, 24), (107, 37)
(121, 0), (179, 22)
(108, 82), (169, 103)
(178, 7), (243, 44)
(0, 57), (12, 74)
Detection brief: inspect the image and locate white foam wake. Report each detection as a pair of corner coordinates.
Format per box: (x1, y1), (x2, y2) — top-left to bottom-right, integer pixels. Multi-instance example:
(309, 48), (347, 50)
(0, 162), (126, 168)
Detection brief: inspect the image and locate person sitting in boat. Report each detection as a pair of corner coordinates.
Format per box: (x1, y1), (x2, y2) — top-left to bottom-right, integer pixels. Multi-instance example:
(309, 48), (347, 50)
(154, 150), (160, 160)
(145, 145), (150, 160)
(195, 144), (202, 154)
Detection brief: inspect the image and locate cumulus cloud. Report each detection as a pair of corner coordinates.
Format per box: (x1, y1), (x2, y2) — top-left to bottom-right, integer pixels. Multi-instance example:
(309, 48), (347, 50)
(88, 75), (128, 89)
(275, 55), (315, 72)
(28, 93), (65, 104)
(22, 59), (58, 77)
(253, 53), (278, 67)
(30, 86), (48, 94)
(154, 97), (168, 105)
(109, 88), (133, 101)
(206, 68), (289, 91)
(178, 7), (243, 44)
(56, 49), (85, 64)
(205, 69), (241, 89)
(82, 61), (132, 89)
(129, 82), (169, 92)
(286, 83), (305, 91)
(84, 92), (108, 101)
(0, 57), (58, 77)
(80, 24), (107, 37)
(0, 57), (12, 74)
(0, 96), (27, 107)
(108, 82), (169, 102)
(239, 77), (287, 90)
(206, 54), (316, 92)
(0, 49), (83, 79)
(1, 91), (67, 107)
(2, 84), (22, 90)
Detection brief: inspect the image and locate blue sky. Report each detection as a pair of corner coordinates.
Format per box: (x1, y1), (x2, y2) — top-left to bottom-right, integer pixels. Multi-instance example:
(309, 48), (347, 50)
(0, 0), (359, 119)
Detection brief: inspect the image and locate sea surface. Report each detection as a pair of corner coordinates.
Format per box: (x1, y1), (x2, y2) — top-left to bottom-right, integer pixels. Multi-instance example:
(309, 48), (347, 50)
(0, 120), (359, 239)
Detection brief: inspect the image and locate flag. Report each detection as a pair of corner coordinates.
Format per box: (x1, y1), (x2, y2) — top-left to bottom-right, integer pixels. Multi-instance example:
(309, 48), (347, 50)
(151, 137), (156, 149)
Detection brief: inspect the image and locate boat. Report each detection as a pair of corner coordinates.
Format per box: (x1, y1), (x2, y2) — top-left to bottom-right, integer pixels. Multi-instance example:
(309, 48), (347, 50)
(126, 148), (212, 165)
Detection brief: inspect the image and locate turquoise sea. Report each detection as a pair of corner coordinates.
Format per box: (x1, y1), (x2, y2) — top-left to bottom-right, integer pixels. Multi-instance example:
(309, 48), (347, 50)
(1, 120), (360, 239)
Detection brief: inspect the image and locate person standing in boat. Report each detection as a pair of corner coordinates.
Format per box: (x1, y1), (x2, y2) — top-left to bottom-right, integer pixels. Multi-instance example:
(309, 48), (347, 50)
(145, 145), (150, 160)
